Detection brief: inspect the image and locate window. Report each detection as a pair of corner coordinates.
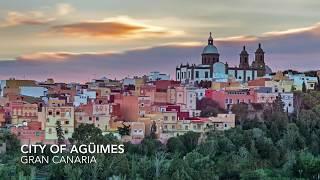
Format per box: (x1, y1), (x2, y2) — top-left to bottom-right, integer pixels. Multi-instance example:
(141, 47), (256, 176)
(164, 125), (167, 129)
(164, 116), (168, 121)
(195, 71), (199, 78)
(172, 125), (175, 129)
(79, 116), (82, 121)
(185, 125), (189, 130)
(96, 117), (99, 121)
(225, 99), (228, 103)
(171, 116), (175, 121)
(288, 103), (292, 107)
(48, 111), (53, 115)
(56, 111), (60, 115)
(205, 71), (209, 78)
(177, 73), (180, 79)
(229, 99), (233, 104)
(65, 129), (68, 134)
(89, 117), (92, 121)
(48, 128), (52, 134)
(46, 118), (50, 122)
(224, 124), (227, 128)
(65, 121), (69, 125)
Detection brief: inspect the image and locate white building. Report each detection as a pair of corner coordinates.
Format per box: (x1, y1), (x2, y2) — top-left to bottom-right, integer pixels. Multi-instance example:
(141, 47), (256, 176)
(195, 88), (207, 100)
(176, 33), (266, 85)
(20, 86), (48, 98)
(289, 74), (318, 91)
(280, 93), (294, 114)
(148, 71), (170, 81)
(175, 86), (200, 117)
(73, 89), (97, 107)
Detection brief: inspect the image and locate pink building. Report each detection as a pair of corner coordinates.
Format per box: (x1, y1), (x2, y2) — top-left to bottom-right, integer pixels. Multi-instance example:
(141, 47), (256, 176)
(0, 108), (5, 126)
(10, 121), (45, 145)
(75, 102), (112, 131)
(8, 100), (39, 124)
(140, 85), (156, 103)
(205, 89), (256, 109)
(255, 92), (278, 103)
(114, 95), (139, 121)
(138, 96), (152, 117)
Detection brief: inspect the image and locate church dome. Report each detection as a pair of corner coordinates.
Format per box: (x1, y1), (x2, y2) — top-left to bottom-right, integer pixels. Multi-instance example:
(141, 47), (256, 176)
(202, 32), (218, 54)
(203, 45), (219, 54)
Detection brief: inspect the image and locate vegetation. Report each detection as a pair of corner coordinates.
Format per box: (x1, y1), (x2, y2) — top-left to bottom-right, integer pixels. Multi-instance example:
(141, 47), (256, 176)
(197, 97), (225, 117)
(1, 91), (320, 179)
(56, 121), (65, 145)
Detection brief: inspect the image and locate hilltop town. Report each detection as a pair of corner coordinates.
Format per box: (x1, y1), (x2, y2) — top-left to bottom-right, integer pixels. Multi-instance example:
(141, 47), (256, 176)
(0, 34), (319, 146)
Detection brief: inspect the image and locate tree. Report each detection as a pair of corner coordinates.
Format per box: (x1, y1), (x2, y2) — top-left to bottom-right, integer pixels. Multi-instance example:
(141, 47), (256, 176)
(166, 137), (186, 155)
(231, 103), (249, 125)
(118, 123), (131, 137)
(197, 97), (225, 117)
(272, 95), (284, 113)
(55, 121), (65, 145)
(302, 81), (307, 93)
(178, 131), (200, 152)
(72, 123), (104, 144)
(150, 121), (157, 139)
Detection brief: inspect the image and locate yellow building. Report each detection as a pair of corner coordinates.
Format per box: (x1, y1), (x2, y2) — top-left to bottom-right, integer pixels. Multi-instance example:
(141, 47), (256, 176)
(211, 81), (243, 90)
(265, 80), (293, 93)
(135, 78), (146, 96)
(43, 105), (74, 142)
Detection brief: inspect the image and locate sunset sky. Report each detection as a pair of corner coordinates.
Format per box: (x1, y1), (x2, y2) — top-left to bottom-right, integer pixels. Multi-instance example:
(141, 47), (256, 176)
(0, 0), (320, 82)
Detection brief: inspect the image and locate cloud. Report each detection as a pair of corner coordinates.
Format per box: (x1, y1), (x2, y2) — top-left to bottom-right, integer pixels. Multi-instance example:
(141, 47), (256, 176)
(56, 3), (75, 16)
(0, 11), (54, 27)
(216, 35), (258, 43)
(262, 23), (320, 37)
(215, 22), (320, 43)
(17, 51), (119, 62)
(49, 16), (183, 39)
(1, 22), (320, 82)
(17, 52), (77, 62)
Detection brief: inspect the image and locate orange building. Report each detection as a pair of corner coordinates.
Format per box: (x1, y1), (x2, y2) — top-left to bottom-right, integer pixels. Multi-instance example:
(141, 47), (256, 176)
(114, 95), (139, 121)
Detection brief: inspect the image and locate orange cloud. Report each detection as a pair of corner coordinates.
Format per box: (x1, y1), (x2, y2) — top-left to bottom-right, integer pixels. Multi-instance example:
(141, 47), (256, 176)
(215, 22), (320, 44)
(49, 16), (183, 39)
(263, 23), (320, 37)
(17, 52), (73, 61)
(1, 11), (54, 27)
(17, 51), (120, 62)
(216, 35), (258, 43)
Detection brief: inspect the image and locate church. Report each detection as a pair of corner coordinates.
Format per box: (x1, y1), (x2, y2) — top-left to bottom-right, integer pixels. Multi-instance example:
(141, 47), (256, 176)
(176, 33), (268, 84)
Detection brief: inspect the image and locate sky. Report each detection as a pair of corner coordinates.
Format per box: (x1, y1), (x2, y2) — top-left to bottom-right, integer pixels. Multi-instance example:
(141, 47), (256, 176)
(0, 0), (319, 82)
